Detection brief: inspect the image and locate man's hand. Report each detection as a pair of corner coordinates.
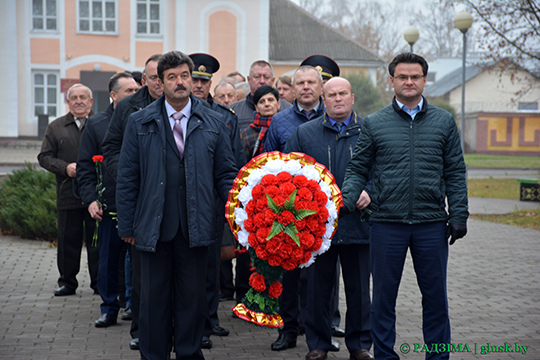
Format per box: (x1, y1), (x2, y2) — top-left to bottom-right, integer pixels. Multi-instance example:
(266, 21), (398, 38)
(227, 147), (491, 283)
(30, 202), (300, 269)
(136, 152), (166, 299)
(446, 223), (467, 245)
(122, 236), (135, 245)
(88, 201), (103, 221)
(356, 190), (371, 210)
(66, 162), (77, 177)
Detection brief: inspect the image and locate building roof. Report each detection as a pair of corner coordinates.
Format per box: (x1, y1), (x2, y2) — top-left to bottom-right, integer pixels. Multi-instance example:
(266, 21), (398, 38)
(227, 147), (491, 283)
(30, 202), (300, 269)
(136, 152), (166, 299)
(269, 0), (383, 65)
(424, 64), (483, 97)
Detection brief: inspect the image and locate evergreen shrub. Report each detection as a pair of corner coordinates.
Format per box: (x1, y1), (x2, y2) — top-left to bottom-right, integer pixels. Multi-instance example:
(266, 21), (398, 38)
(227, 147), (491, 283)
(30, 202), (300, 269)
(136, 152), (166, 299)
(0, 163), (57, 241)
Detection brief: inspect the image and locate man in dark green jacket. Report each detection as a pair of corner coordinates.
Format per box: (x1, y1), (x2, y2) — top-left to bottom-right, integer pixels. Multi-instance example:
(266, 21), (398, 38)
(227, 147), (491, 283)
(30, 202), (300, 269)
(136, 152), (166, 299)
(341, 53), (468, 360)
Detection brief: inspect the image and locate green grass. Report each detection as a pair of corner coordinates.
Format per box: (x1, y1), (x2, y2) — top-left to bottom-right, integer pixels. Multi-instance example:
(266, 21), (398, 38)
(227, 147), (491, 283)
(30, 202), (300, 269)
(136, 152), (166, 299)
(467, 178), (520, 200)
(464, 154), (540, 168)
(472, 208), (540, 231)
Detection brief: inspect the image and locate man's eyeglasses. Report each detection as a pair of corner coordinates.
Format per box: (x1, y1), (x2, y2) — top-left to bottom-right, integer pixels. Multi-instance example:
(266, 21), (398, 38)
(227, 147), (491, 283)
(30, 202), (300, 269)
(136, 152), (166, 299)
(393, 75), (425, 82)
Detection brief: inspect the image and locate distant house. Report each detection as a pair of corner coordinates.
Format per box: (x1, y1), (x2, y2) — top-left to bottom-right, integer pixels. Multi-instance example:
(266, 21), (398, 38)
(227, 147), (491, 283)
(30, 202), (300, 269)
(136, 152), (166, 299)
(0, 0), (383, 138)
(424, 60), (540, 113)
(424, 60), (540, 155)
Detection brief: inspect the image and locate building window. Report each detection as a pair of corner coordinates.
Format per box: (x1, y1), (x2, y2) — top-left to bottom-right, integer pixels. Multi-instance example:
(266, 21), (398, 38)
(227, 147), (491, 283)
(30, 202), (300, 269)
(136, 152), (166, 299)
(78, 0), (117, 33)
(33, 0), (57, 31)
(518, 102), (538, 111)
(137, 0), (160, 35)
(33, 72), (58, 118)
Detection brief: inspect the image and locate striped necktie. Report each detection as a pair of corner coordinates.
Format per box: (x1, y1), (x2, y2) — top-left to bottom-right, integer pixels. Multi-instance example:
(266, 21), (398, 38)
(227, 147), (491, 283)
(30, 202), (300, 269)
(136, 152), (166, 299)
(172, 112), (184, 157)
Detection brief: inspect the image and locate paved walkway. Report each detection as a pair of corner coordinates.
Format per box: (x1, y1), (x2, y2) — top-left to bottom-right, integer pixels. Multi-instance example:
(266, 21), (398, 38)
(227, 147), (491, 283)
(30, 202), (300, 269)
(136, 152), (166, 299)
(1, 141), (539, 359)
(1, 197), (539, 359)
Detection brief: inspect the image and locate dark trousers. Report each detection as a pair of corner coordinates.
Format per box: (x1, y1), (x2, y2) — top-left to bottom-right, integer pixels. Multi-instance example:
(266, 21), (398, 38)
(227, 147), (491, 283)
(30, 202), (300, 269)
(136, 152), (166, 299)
(129, 245), (141, 340)
(97, 215), (126, 316)
(305, 244), (371, 353)
(235, 251), (251, 303)
(370, 222), (450, 360)
(219, 259), (235, 298)
(57, 208), (99, 291)
(277, 267), (308, 337)
(139, 230), (208, 360)
(204, 239), (221, 337)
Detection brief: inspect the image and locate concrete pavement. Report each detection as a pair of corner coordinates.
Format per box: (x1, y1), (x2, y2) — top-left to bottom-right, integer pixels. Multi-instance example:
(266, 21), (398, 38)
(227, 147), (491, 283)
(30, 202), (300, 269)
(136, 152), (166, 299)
(0, 140), (539, 359)
(1, 199), (539, 359)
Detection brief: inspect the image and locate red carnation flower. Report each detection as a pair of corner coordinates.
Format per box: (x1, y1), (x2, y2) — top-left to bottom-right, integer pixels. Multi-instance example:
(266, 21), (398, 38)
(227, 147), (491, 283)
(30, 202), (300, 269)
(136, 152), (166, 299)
(256, 246), (269, 260)
(268, 281), (283, 298)
(297, 187), (313, 201)
(244, 218), (256, 233)
(302, 251), (312, 263)
(306, 218), (319, 230)
(292, 175), (308, 187)
(273, 195), (286, 207)
(291, 247), (304, 261)
(277, 210), (295, 226)
(295, 219), (307, 231)
(264, 209), (278, 224)
(282, 259), (297, 271)
(266, 185), (280, 198)
(256, 227), (270, 242)
(310, 238), (323, 252)
(299, 233), (315, 248)
(313, 224), (326, 237)
(315, 191), (328, 206)
(268, 255), (281, 267)
(276, 171), (293, 183)
(318, 207), (329, 222)
(251, 184), (266, 200)
(266, 239), (282, 255)
(253, 212), (267, 226)
(279, 182), (296, 197)
(92, 155), (104, 163)
(245, 201), (257, 217)
(261, 174), (277, 186)
(256, 198), (268, 212)
(248, 233), (258, 248)
(307, 180), (320, 192)
(249, 273), (266, 292)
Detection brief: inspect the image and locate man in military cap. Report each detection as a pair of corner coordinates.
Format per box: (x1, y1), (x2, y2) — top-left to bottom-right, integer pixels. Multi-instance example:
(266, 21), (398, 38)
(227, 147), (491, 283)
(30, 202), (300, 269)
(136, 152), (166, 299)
(264, 55), (341, 353)
(301, 54), (340, 84)
(189, 53), (246, 349)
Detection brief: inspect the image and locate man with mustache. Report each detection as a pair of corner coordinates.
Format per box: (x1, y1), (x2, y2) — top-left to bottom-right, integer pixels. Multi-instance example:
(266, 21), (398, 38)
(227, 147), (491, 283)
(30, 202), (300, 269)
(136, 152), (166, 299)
(116, 50), (238, 359)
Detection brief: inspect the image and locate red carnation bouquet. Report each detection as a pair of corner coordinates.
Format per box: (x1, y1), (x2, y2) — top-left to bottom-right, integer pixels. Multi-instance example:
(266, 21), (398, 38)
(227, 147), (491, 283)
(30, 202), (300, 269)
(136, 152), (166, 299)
(225, 151), (342, 328)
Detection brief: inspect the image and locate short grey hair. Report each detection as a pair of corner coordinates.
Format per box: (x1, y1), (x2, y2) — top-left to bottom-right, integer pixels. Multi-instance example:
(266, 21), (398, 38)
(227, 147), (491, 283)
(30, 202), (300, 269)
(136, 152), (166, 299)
(235, 81), (250, 94)
(292, 65), (322, 84)
(67, 84), (93, 99)
(214, 81), (237, 95)
(248, 60), (274, 77)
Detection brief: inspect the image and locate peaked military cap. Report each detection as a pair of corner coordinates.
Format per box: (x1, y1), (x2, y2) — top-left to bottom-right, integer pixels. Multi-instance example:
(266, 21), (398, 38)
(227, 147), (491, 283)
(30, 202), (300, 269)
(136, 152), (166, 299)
(301, 55), (340, 80)
(189, 53), (220, 80)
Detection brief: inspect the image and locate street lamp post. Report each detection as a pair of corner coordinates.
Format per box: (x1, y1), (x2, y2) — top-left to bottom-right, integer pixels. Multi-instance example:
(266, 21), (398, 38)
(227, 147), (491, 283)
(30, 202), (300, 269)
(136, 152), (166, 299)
(454, 11), (473, 153)
(404, 27), (419, 53)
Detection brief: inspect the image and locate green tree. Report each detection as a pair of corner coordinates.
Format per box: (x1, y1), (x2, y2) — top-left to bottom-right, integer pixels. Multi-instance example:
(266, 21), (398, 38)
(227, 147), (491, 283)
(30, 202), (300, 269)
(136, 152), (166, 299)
(343, 72), (387, 118)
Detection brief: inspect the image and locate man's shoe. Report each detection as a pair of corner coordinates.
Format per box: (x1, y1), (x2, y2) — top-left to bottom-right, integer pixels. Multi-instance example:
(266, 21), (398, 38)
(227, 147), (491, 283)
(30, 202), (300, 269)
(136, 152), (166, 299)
(306, 349), (327, 360)
(330, 339), (340, 352)
(219, 293), (234, 302)
(54, 286), (75, 296)
(271, 334), (297, 351)
(121, 307), (132, 321)
(129, 338), (139, 350)
(350, 349), (374, 360)
(92, 288), (99, 295)
(298, 326), (305, 336)
(95, 313), (117, 328)
(201, 336), (213, 349)
(331, 326), (345, 337)
(211, 324), (230, 336)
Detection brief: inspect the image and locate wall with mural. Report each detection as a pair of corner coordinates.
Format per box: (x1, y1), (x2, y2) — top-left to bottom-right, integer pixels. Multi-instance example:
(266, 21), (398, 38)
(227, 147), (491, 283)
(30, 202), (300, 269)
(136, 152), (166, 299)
(476, 112), (540, 156)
